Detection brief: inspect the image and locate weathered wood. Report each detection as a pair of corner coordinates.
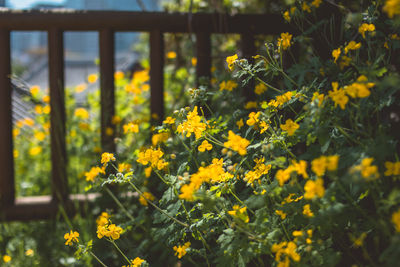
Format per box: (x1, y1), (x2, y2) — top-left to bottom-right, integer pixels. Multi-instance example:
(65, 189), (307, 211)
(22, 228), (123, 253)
(196, 32), (211, 86)
(0, 29), (14, 208)
(150, 30), (164, 125)
(100, 29), (116, 153)
(241, 33), (256, 101)
(0, 10), (291, 34)
(48, 28), (68, 202)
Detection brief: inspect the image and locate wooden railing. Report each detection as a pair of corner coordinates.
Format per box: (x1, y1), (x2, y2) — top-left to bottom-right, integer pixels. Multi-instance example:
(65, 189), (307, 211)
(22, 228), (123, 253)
(0, 9), (290, 221)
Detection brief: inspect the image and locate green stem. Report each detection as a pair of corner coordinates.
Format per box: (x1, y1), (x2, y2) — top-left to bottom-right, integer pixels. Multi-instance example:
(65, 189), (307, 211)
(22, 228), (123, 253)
(127, 180), (189, 228)
(110, 239), (131, 265)
(89, 251), (109, 267)
(104, 187), (135, 221)
(229, 188), (255, 215)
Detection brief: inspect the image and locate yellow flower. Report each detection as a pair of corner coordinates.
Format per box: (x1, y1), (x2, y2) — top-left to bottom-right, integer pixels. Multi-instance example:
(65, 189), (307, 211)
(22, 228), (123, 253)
(13, 150), (18, 158)
(163, 116), (176, 124)
(114, 71), (124, 80)
(280, 119), (300, 136)
(312, 92), (324, 107)
(139, 192), (155, 206)
(29, 146), (42, 156)
(304, 178), (325, 199)
(244, 101), (257, 109)
(133, 69), (150, 83)
(12, 128), (20, 138)
(75, 83), (87, 93)
(123, 122), (139, 134)
(152, 132), (169, 146)
(137, 147), (168, 170)
(118, 163), (132, 173)
(219, 80), (238, 91)
(43, 105), (50, 114)
(277, 32), (293, 51)
(283, 10), (291, 22)
(43, 95), (50, 103)
(384, 161), (400, 176)
(328, 82), (348, 109)
(101, 152), (116, 165)
(246, 112), (260, 126)
(167, 51), (177, 59)
(228, 205), (250, 223)
(292, 230), (303, 237)
(224, 131), (250, 156)
(176, 106), (207, 139)
(236, 118), (244, 129)
(392, 208), (400, 232)
(352, 232), (367, 248)
(96, 212), (110, 226)
(302, 2), (311, 12)
(145, 167), (152, 178)
(34, 105), (43, 114)
(198, 140), (213, 152)
(344, 41), (361, 54)
(125, 257), (146, 267)
(244, 157), (271, 184)
(34, 131), (46, 141)
(111, 115), (122, 125)
(271, 241), (300, 266)
(74, 108), (90, 120)
(311, 0), (322, 8)
(383, 0), (400, 18)
(226, 54), (238, 71)
(173, 242), (191, 259)
(303, 204), (314, 217)
(30, 85), (40, 96)
(292, 160), (309, 179)
(191, 57), (197, 66)
(23, 117), (35, 127)
(276, 168), (293, 186)
(25, 249), (34, 256)
(358, 23), (375, 39)
(64, 230), (79, 246)
(254, 83), (267, 95)
(87, 73), (98, 83)
(275, 209), (287, 219)
(332, 48), (341, 63)
(84, 166), (105, 182)
(353, 158), (379, 180)
(3, 255), (11, 263)
(260, 121), (269, 134)
(97, 224), (123, 240)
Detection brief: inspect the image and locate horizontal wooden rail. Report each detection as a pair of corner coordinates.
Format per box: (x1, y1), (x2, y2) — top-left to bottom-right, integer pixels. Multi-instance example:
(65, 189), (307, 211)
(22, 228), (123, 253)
(0, 10), (291, 34)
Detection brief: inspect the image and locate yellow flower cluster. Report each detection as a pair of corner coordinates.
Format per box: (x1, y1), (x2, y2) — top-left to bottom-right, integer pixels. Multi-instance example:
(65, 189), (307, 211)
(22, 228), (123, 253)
(292, 229), (313, 244)
(303, 204), (314, 217)
(311, 155), (339, 177)
(179, 158), (233, 201)
(281, 193), (303, 205)
(139, 192), (155, 206)
(328, 82), (348, 109)
(276, 160), (308, 186)
(344, 75), (375, 99)
(137, 147), (168, 170)
(177, 106), (207, 139)
(275, 209), (287, 219)
(125, 69), (150, 95)
(353, 158), (379, 180)
(283, 7), (296, 22)
(101, 152), (116, 166)
(84, 166), (105, 182)
(312, 92), (325, 107)
(118, 163), (132, 173)
(223, 131), (250, 156)
(384, 161), (400, 176)
(383, 0), (400, 18)
(226, 54), (238, 71)
(64, 230), (79, 246)
(219, 80), (238, 91)
(123, 122), (139, 134)
(244, 157), (272, 184)
(344, 41), (361, 54)
(246, 112), (260, 126)
(358, 23), (375, 39)
(173, 242), (191, 259)
(152, 132), (169, 146)
(97, 223), (123, 240)
(163, 116), (176, 124)
(96, 212), (110, 226)
(392, 208), (400, 232)
(198, 140), (212, 152)
(280, 119), (300, 136)
(271, 241), (300, 267)
(228, 205), (250, 223)
(74, 108), (90, 120)
(304, 178), (325, 199)
(254, 83), (267, 95)
(122, 257), (146, 267)
(277, 32), (293, 51)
